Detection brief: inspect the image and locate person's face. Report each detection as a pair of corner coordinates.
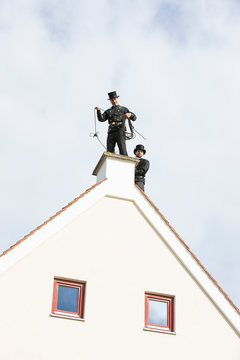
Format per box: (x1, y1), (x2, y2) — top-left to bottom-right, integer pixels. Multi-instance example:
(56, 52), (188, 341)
(135, 150), (144, 158)
(110, 97), (119, 106)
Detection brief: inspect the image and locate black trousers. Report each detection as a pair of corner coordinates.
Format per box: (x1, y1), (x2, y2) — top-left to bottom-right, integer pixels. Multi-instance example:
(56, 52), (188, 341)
(135, 181), (145, 191)
(107, 130), (128, 156)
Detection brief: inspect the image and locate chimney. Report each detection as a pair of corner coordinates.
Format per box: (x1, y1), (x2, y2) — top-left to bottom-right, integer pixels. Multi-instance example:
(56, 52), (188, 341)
(92, 152), (139, 194)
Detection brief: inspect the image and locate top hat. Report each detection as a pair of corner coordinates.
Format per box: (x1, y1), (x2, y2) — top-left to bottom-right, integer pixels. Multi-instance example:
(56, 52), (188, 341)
(108, 91), (120, 100)
(134, 144), (146, 155)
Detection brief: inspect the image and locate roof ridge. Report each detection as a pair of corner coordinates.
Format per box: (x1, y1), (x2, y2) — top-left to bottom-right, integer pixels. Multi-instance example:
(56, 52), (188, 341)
(136, 185), (240, 315)
(0, 178), (107, 259)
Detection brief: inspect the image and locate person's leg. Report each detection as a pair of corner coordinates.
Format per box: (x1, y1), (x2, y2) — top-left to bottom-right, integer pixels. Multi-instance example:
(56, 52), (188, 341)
(107, 133), (116, 153)
(116, 130), (128, 155)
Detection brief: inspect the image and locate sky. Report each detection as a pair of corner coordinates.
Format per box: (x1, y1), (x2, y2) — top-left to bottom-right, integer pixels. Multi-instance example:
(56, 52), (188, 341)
(0, 0), (239, 309)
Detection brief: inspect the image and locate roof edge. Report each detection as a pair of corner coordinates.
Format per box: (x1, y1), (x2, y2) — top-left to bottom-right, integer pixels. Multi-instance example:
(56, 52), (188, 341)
(136, 185), (240, 315)
(0, 178), (107, 259)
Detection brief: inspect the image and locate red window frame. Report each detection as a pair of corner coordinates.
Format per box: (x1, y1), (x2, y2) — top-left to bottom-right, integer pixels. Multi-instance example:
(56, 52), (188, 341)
(145, 293), (174, 332)
(51, 278), (85, 319)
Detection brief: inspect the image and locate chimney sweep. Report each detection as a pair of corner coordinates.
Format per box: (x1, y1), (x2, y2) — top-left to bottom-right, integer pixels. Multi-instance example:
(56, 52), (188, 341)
(95, 91), (137, 156)
(134, 144), (149, 192)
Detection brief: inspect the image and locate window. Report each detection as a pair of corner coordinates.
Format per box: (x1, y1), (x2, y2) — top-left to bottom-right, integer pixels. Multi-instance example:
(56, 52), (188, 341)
(145, 293), (174, 332)
(51, 278), (85, 319)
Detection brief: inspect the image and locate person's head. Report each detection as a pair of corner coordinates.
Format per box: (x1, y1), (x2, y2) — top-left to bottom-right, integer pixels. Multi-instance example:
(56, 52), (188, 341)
(134, 144), (146, 158)
(110, 97), (119, 106)
(108, 91), (119, 106)
(135, 149), (144, 158)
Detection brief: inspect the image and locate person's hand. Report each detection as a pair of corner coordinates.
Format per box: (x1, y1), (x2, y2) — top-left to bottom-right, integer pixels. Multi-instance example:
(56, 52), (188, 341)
(95, 106), (100, 111)
(125, 112), (132, 119)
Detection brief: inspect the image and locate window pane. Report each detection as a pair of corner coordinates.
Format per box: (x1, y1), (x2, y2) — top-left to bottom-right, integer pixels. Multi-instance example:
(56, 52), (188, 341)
(148, 300), (168, 326)
(57, 285), (79, 313)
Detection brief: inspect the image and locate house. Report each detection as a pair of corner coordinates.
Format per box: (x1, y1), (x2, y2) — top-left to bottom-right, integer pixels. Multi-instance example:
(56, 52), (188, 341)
(0, 152), (239, 359)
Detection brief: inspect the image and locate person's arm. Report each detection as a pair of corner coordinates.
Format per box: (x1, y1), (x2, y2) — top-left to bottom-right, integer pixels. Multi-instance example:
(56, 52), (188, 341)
(124, 107), (137, 121)
(136, 159), (149, 176)
(95, 107), (108, 122)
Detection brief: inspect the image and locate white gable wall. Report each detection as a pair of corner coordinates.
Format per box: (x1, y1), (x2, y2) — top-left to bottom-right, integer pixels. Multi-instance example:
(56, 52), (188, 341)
(0, 196), (239, 360)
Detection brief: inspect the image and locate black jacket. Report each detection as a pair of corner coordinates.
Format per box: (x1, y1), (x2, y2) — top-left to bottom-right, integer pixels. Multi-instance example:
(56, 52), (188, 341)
(135, 158), (150, 184)
(97, 105), (136, 133)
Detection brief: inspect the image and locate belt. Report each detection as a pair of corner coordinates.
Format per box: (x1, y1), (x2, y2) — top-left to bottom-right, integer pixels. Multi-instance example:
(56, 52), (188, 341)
(111, 121), (122, 125)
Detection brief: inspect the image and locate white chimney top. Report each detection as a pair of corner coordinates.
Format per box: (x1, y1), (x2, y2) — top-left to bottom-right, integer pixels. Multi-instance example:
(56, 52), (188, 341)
(92, 152), (139, 195)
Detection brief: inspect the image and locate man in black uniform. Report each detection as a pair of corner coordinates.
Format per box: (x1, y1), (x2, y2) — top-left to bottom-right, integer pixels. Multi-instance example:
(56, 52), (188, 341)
(134, 144), (149, 192)
(95, 91), (136, 156)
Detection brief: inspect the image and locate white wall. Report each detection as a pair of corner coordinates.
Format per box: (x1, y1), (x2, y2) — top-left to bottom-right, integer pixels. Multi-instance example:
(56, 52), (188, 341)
(0, 196), (239, 359)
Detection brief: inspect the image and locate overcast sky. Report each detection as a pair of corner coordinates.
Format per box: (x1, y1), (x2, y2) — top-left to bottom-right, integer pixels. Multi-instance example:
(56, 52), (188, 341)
(0, 0), (239, 309)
